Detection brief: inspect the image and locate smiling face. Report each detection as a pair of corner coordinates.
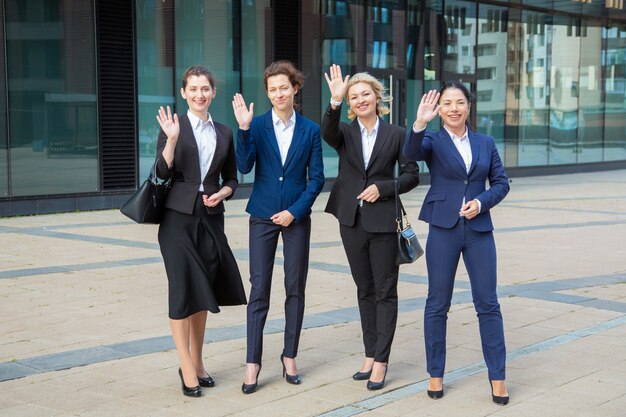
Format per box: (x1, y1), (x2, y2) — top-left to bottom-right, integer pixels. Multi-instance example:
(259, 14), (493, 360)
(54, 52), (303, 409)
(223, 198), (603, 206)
(266, 74), (297, 114)
(180, 75), (215, 119)
(438, 87), (470, 135)
(347, 81), (377, 120)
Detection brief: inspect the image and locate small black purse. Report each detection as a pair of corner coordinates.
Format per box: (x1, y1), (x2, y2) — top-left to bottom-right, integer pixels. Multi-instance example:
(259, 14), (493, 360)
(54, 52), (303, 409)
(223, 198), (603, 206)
(394, 178), (424, 265)
(120, 160), (172, 224)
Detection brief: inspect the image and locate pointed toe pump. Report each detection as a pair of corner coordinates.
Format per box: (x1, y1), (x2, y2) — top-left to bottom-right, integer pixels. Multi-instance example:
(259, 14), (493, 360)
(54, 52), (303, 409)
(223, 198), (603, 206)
(489, 379), (510, 405)
(366, 365), (388, 391)
(427, 388), (444, 399)
(178, 368), (201, 397)
(280, 354), (302, 385)
(427, 378), (444, 399)
(241, 363), (262, 394)
(197, 374), (215, 388)
(352, 369), (372, 381)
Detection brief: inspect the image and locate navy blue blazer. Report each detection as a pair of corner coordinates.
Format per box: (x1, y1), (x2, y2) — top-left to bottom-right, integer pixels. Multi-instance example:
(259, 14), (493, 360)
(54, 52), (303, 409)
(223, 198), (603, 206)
(403, 127), (509, 232)
(236, 110), (325, 221)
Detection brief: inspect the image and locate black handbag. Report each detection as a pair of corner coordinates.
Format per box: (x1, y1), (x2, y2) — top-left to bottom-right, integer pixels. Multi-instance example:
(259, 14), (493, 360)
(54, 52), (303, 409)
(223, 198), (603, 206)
(120, 160), (172, 224)
(395, 178), (424, 265)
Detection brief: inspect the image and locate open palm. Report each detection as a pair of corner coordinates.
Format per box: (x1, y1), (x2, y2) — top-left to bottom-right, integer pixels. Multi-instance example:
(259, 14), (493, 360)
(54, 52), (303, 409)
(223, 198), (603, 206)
(416, 89), (441, 124)
(232, 93), (254, 129)
(324, 64), (350, 101)
(156, 106), (179, 139)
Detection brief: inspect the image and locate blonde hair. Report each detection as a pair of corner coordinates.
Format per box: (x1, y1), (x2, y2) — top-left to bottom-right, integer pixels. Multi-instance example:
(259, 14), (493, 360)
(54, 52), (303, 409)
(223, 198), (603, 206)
(345, 72), (390, 120)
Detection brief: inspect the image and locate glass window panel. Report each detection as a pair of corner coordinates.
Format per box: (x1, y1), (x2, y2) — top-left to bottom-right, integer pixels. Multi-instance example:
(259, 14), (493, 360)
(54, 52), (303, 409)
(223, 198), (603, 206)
(518, 11), (549, 166)
(175, 1), (239, 128)
(0, 7), (7, 198)
(443, 1), (477, 75)
(603, 24), (626, 161)
(577, 22), (604, 163)
(320, 0), (363, 178)
(6, 0), (98, 196)
(239, 0), (271, 184)
(548, 15), (579, 165)
(148, 0), (243, 181)
(136, 0), (175, 180)
(477, 4), (508, 161)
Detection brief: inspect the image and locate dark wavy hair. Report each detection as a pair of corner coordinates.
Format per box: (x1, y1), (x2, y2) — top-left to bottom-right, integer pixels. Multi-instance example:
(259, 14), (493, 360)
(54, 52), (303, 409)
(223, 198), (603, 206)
(181, 65), (216, 90)
(263, 61), (305, 110)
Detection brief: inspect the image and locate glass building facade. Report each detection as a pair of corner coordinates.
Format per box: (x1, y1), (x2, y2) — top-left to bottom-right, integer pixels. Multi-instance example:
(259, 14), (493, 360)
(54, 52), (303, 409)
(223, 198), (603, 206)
(1, 0), (625, 216)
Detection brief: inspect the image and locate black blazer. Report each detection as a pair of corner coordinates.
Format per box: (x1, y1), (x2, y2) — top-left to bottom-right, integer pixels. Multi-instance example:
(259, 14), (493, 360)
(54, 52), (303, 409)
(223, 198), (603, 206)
(321, 104), (419, 233)
(156, 114), (238, 214)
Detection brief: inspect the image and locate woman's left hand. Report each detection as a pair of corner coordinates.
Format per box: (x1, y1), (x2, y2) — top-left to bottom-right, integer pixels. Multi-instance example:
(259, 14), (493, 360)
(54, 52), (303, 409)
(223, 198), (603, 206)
(203, 187), (232, 208)
(459, 199), (480, 219)
(271, 210), (295, 227)
(357, 184), (380, 203)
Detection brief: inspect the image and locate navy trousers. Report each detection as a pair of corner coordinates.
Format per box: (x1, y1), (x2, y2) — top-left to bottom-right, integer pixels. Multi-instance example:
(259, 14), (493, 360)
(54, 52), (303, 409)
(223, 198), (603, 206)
(246, 215), (311, 364)
(424, 218), (506, 380)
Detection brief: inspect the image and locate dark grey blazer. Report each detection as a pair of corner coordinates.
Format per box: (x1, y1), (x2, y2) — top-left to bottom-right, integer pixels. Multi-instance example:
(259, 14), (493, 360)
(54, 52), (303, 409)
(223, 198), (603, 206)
(156, 114), (238, 215)
(321, 104), (419, 233)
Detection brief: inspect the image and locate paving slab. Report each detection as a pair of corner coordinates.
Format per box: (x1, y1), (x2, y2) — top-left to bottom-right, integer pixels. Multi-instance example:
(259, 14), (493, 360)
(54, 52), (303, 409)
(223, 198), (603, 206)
(1, 169), (626, 416)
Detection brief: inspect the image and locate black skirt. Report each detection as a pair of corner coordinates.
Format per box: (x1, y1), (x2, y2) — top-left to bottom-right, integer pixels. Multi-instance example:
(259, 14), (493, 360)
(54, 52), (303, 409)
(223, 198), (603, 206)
(158, 193), (247, 319)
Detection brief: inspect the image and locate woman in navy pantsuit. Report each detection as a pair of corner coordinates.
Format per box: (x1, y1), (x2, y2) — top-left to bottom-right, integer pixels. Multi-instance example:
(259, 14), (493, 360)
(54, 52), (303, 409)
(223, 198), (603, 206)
(233, 61), (325, 394)
(155, 66), (247, 397)
(403, 83), (510, 405)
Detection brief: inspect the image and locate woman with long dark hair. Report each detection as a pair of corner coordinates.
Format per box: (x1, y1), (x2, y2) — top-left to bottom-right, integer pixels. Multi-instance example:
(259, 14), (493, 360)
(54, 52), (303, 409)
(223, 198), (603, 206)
(404, 81), (510, 405)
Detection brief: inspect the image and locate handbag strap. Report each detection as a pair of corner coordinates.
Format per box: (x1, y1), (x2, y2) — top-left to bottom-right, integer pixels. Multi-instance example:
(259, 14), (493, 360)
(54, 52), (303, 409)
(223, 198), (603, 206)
(394, 166), (410, 232)
(149, 158), (172, 186)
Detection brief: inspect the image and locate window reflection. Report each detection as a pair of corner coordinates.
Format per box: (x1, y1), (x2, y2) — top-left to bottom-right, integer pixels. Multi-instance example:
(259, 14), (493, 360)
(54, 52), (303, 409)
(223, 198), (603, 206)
(518, 11), (550, 166)
(6, 0), (98, 196)
(136, 0), (175, 180)
(577, 22), (603, 163)
(549, 15), (580, 165)
(477, 4), (507, 159)
(603, 24), (626, 161)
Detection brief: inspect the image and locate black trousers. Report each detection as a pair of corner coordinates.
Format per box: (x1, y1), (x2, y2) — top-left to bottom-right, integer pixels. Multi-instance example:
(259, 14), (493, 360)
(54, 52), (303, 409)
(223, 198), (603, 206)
(340, 212), (399, 363)
(246, 215), (311, 364)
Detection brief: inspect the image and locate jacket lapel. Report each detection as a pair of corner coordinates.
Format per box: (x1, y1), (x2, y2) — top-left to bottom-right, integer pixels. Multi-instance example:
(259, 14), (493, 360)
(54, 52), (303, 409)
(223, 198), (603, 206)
(467, 130), (480, 175)
(349, 119), (366, 173)
(205, 122), (228, 181)
(263, 110), (282, 162)
(439, 127), (468, 173)
(179, 115), (201, 180)
(282, 112), (303, 170)
(366, 118), (391, 170)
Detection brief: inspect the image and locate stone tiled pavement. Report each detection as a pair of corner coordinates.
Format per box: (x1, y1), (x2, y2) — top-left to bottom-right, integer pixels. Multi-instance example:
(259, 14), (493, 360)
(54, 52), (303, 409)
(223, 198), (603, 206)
(1, 169), (625, 417)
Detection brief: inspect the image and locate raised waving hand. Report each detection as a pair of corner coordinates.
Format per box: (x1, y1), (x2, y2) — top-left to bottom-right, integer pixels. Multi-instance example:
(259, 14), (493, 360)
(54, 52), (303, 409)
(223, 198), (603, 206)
(232, 93), (254, 130)
(413, 89), (441, 131)
(324, 64), (350, 106)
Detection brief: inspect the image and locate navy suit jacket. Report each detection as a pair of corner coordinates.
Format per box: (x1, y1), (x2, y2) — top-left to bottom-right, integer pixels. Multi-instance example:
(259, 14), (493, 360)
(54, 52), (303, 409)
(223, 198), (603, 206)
(156, 114), (238, 215)
(236, 110), (325, 221)
(403, 127), (509, 231)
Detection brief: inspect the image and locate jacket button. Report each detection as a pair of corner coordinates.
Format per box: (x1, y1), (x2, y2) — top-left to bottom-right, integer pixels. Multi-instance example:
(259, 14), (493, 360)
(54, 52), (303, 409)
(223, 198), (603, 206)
(279, 177), (283, 181)
(464, 180), (468, 184)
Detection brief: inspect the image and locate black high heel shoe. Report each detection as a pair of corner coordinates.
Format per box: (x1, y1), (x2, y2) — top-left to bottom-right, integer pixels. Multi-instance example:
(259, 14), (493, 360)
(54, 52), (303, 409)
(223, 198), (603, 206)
(366, 364), (387, 391)
(427, 377), (444, 399)
(280, 354), (301, 385)
(489, 378), (510, 405)
(178, 368), (201, 397)
(352, 369), (372, 381)
(197, 373), (215, 388)
(241, 363), (262, 394)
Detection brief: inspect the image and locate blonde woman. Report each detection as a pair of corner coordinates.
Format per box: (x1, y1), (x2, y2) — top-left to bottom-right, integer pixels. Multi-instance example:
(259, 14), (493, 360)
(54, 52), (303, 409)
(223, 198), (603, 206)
(321, 64), (419, 390)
